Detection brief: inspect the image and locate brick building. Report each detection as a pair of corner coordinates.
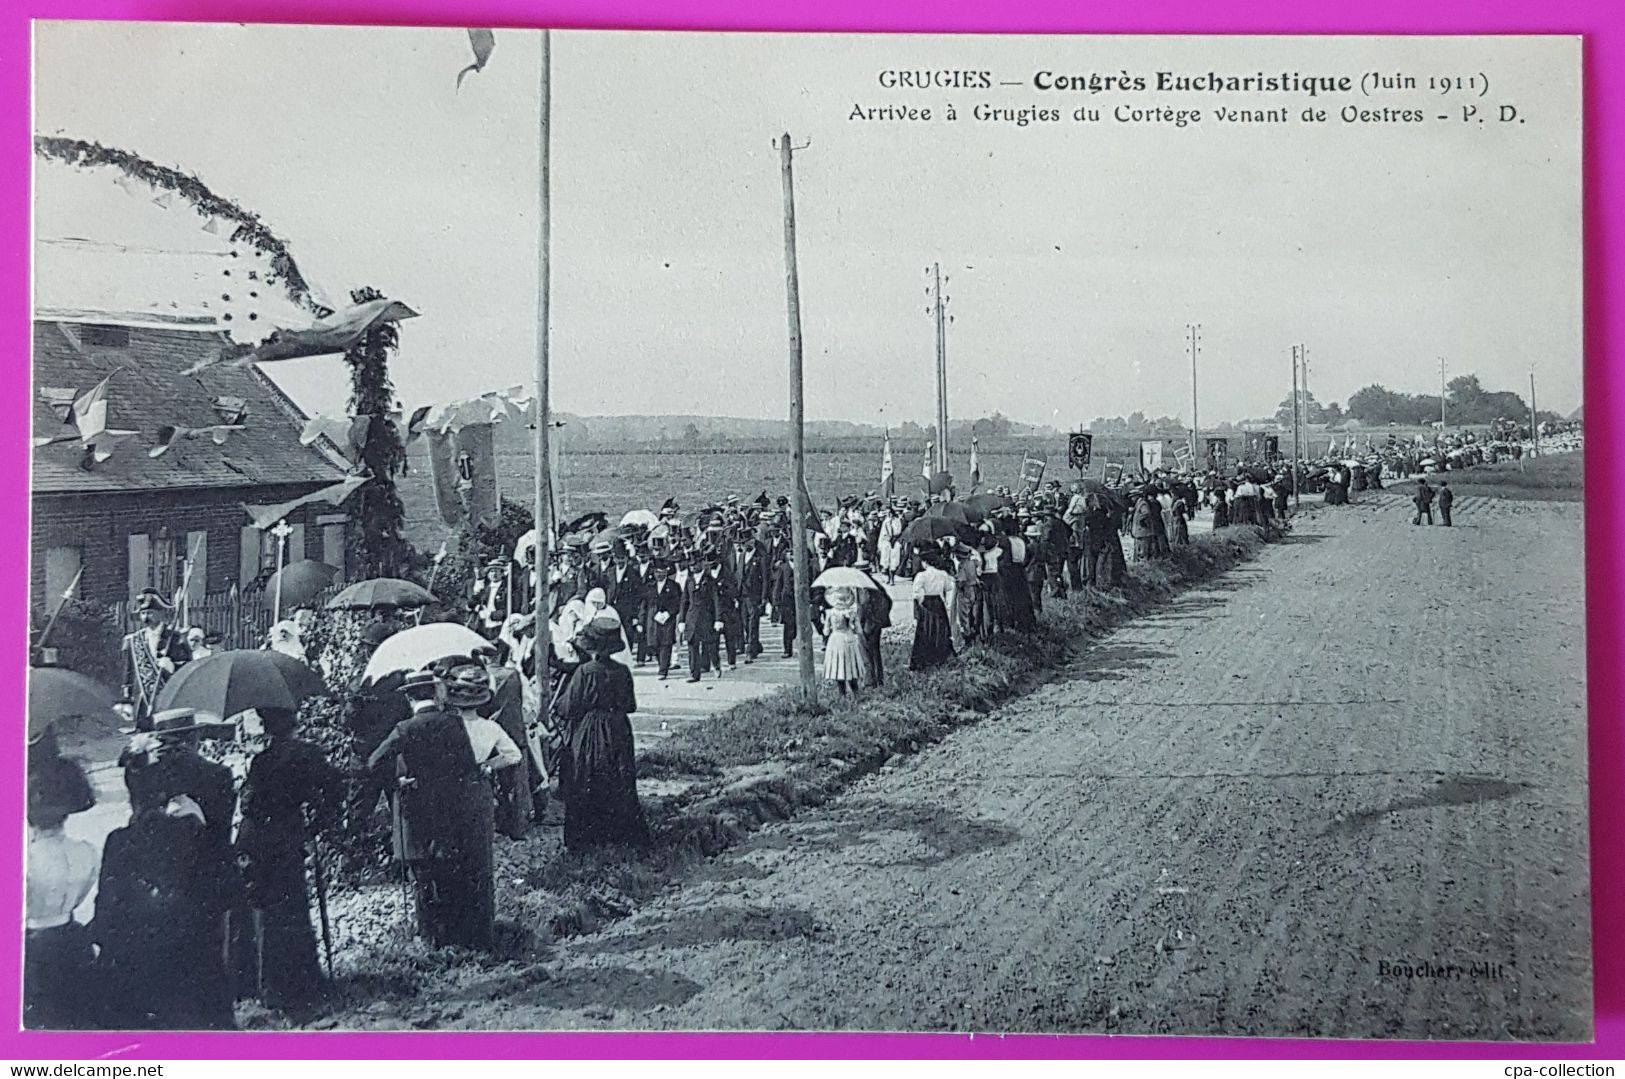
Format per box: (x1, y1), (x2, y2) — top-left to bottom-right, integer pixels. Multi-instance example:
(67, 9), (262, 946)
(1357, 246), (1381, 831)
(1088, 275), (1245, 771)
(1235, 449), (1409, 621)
(30, 313), (355, 614)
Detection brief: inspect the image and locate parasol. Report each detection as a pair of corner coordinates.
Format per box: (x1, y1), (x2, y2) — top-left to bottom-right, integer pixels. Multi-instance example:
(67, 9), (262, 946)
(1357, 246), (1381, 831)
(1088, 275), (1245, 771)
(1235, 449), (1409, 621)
(926, 501), (983, 525)
(326, 577), (438, 611)
(620, 509), (660, 529)
(962, 492), (1013, 514)
(900, 516), (976, 547)
(155, 650), (328, 720)
(812, 566), (882, 591)
(363, 622), (495, 681)
(261, 560), (338, 612)
(28, 666), (118, 741)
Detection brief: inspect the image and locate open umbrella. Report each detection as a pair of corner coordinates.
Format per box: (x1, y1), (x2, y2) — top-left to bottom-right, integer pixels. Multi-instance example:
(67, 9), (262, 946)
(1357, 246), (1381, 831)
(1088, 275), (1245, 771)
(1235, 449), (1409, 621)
(261, 560), (338, 612)
(326, 577), (437, 611)
(963, 492), (1013, 514)
(620, 509), (660, 529)
(363, 622), (494, 681)
(900, 516), (975, 547)
(812, 566), (882, 591)
(28, 667), (117, 741)
(155, 650), (327, 720)
(926, 501), (983, 525)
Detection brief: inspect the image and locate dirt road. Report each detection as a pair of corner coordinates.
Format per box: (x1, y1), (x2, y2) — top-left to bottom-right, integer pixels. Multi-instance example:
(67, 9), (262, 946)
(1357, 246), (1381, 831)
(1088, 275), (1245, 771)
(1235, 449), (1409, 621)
(417, 491), (1594, 1039)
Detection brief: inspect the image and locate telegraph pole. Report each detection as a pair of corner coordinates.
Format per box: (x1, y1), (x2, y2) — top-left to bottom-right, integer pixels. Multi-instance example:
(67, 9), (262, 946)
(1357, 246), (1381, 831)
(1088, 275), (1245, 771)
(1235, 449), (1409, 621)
(532, 30), (553, 695)
(778, 133), (818, 707)
(1187, 323), (1201, 464)
(1291, 345), (1302, 509)
(932, 262), (950, 474)
(1529, 369), (1541, 456)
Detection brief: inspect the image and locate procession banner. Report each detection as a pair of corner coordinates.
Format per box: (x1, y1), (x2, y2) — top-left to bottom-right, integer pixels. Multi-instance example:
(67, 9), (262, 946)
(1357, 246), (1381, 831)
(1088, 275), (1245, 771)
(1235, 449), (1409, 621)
(1019, 453), (1045, 492)
(1139, 440), (1163, 472)
(455, 421), (502, 529)
(880, 432), (895, 498)
(426, 428), (467, 526)
(1067, 432), (1093, 471)
(1104, 462), (1124, 486)
(1206, 437), (1229, 470)
(1173, 443), (1194, 470)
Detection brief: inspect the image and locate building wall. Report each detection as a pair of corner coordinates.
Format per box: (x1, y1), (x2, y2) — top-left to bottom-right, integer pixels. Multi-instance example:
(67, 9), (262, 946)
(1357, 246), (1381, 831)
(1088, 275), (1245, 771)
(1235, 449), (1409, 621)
(30, 483), (346, 610)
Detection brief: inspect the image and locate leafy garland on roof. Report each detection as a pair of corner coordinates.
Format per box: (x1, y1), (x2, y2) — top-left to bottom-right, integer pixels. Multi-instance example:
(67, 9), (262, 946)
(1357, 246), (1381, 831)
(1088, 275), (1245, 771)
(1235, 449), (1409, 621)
(33, 135), (331, 317)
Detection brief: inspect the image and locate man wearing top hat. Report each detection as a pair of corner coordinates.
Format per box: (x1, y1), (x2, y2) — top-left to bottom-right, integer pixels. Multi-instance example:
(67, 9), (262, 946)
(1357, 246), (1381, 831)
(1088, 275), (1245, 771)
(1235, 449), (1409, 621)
(121, 588), (193, 733)
(679, 553), (725, 682)
(641, 559), (683, 679)
(603, 541), (646, 665)
(733, 529), (769, 662)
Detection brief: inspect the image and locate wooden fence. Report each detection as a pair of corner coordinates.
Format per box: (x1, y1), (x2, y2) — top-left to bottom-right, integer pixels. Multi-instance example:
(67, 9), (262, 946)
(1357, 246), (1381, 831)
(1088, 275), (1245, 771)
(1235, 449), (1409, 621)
(109, 581), (346, 650)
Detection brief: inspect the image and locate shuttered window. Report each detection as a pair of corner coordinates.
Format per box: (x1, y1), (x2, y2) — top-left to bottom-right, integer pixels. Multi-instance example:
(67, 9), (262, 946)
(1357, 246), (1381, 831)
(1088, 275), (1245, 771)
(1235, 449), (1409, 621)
(239, 526), (261, 589)
(126, 533), (150, 600)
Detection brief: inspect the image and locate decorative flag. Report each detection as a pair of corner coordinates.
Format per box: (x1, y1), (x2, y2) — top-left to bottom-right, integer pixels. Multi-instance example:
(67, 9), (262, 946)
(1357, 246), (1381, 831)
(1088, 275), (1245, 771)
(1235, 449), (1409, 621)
(1139, 440), (1164, 472)
(244, 476), (366, 531)
(201, 216), (222, 235)
(39, 387), (77, 422)
(71, 376), (114, 437)
(457, 29), (496, 89)
(210, 396), (249, 425)
(403, 404), (433, 447)
(149, 423), (247, 458)
(880, 431), (895, 498)
(184, 297), (419, 375)
(969, 437), (982, 491)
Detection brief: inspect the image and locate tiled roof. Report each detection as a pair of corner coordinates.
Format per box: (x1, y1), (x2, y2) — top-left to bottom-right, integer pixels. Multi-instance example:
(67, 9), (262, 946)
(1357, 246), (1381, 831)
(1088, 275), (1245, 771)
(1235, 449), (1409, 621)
(32, 319), (350, 496)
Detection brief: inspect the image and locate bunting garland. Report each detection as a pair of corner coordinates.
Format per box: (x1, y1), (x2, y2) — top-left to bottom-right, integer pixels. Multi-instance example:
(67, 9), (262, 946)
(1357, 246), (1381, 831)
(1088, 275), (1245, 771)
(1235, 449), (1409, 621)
(33, 135), (326, 316)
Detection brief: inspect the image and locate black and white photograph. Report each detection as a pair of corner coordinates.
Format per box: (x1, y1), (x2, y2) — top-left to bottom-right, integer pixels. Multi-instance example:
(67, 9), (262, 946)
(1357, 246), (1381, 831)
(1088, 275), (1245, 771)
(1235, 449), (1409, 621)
(25, 23), (1587, 1039)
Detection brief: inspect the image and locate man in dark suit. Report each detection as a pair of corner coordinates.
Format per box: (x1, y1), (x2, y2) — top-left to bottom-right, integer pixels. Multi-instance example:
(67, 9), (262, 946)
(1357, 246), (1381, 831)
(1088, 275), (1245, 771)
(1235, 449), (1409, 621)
(679, 555), (724, 682)
(604, 548), (646, 664)
(481, 655), (533, 837)
(121, 589), (193, 733)
(1412, 478), (1436, 526)
(365, 671), (487, 948)
(641, 559), (683, 679)
(734, 536), (768, 662)
(854, 555), (892, 687)
(1437, 480), (1454, 526)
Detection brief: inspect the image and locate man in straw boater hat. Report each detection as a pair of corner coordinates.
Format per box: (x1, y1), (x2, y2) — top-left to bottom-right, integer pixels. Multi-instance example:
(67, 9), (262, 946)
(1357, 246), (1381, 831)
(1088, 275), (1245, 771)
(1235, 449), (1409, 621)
(120, 588), (193, 733)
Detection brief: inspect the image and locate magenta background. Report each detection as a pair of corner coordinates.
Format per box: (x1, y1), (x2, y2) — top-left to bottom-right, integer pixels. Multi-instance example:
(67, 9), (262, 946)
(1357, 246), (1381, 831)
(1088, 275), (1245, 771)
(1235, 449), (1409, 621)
(0, 0), (1617, 1061)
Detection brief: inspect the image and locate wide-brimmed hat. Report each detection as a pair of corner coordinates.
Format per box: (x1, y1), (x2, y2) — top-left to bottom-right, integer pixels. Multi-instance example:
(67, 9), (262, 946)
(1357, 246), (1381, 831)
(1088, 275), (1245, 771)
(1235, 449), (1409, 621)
(576, 616), (624, 656)
(400, 669), (441, 699)
(133, 588), (173, 613)
(442, 663), (493, 708)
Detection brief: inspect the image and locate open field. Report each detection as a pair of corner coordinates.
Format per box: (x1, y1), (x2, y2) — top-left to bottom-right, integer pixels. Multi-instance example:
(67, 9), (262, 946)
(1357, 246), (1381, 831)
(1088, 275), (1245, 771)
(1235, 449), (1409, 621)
(1411, 450), (1584, 501)
(398, 424), (1476, 549)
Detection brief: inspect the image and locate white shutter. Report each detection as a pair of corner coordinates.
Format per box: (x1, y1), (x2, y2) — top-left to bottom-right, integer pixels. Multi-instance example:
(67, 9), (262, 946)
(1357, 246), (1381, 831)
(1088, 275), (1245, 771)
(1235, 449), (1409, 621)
(126, 533), (150, 600)
(185, 530), (208, 604)
(239, 526), (260, 589)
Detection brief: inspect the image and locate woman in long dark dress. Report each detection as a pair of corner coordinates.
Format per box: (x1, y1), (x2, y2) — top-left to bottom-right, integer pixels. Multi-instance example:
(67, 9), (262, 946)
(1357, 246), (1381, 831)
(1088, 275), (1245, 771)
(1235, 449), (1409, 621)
(997, 522), (1038, 632)
(909, 550), (957, 671)
(234, 707), (341, 1016)
(92, 752), (241, 1030)
(555, 618), (651, 851)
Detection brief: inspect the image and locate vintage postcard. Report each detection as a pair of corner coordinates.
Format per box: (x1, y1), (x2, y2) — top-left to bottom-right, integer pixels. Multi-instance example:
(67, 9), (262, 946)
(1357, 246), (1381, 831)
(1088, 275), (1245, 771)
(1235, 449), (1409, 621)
(25, 23), (1586, 1040)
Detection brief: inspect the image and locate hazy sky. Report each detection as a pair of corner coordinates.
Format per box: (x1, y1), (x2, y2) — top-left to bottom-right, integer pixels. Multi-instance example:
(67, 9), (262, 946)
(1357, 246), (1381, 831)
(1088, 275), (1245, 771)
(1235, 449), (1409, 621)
(33, 25), (1582, 427)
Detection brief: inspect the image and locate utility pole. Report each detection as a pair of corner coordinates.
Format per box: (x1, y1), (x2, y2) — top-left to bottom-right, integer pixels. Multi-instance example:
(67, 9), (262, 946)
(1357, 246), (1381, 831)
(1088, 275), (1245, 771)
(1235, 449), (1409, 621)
(1187, 323), (1201, 464)
(778, 132), (818, 707)
(1529, 369), (1541, 456)
(1291, 345), (1302, 509)
(931, 262), (950, 474)
(532, 30), (553, 703)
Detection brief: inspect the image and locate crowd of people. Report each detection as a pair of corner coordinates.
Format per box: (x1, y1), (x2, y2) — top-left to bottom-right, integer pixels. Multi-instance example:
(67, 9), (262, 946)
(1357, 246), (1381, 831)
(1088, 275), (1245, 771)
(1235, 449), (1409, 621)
(31, 425), (1566, 1029)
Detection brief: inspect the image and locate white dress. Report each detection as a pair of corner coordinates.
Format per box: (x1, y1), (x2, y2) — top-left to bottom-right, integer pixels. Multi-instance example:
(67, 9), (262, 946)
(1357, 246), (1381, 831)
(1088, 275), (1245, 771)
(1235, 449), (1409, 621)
(822, 605), (869, 682)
